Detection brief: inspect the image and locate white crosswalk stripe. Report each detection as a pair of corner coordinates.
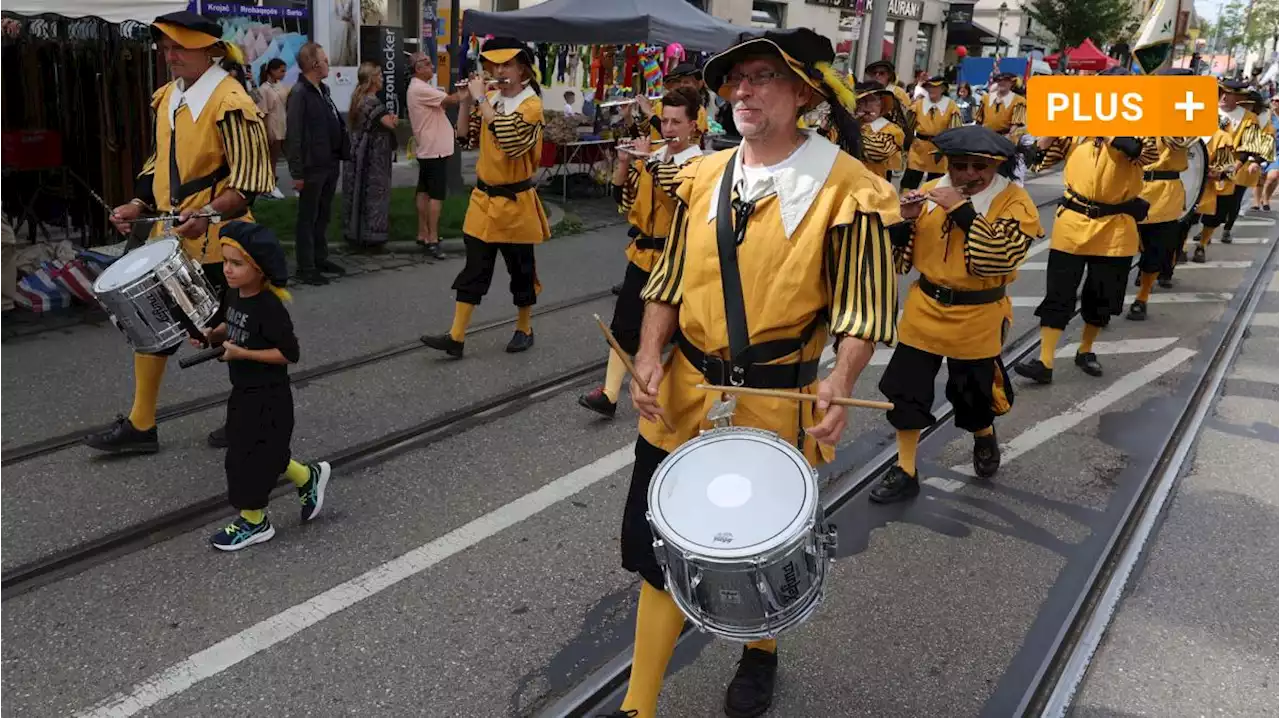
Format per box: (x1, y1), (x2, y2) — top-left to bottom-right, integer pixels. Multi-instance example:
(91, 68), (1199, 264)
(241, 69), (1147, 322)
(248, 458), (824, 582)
(1019, 260), (1253, 271)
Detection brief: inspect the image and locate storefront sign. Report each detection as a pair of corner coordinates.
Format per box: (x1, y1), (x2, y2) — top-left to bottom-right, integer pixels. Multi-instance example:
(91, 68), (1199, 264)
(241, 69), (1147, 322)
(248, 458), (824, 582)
(199, 2), (308, 19)
(887, 0), (924, 20)
(807, 0), (864, 11)
(361, 25), (405, 117)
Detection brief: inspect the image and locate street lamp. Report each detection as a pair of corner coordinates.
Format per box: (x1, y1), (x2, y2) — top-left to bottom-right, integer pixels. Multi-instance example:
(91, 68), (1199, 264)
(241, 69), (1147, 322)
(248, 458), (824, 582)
(996, 1), (1009, 57)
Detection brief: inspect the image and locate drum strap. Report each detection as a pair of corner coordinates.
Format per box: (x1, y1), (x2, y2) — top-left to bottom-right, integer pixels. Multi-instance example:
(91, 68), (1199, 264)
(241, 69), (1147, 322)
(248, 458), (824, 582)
(161, 291), (210, 347)
(715, 150), (752, 385)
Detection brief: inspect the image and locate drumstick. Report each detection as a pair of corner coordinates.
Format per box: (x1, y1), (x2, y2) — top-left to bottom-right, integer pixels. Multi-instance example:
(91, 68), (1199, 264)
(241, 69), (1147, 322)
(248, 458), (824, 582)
(592, 314), (675, 431)
(695, 384), (894, 410)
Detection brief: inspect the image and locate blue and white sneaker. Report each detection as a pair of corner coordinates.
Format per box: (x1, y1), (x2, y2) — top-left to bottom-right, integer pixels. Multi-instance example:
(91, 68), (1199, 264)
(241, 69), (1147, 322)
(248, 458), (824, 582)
(298, 461), (331, 523)
(210, 516), (275, 551)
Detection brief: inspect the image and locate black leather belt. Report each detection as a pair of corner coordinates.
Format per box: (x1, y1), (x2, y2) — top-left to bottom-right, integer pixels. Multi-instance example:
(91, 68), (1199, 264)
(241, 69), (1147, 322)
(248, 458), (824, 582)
(917, 276), (1006, 306)
(1144, 170), (1180, 181)
(633, 234), (666, 251)
(676, 333), (820, 389)
(1061, 190), (1149, 221)
(915, 133), (935, 141)
(476, 178), (534, 200)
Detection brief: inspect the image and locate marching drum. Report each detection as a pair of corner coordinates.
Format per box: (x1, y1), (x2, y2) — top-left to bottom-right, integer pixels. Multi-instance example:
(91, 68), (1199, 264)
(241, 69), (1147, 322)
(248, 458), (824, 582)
(1181, 139), (1209, 221)
(647, 427), (837, 641)
(91, 238), (219, 354)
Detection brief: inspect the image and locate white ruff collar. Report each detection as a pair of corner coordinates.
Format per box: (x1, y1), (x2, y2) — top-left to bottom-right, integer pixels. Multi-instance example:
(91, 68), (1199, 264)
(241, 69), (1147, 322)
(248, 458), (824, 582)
(491, 84), (536, 115)
(869, 116), (890, 132)
(921, 95), (952, 115)
(990, 91), (1014, 110)
(657, 143), (703, 165)
(924, 173), (1011, 217)
(169, 64), (229, 124)
(706, 131), (840, 240)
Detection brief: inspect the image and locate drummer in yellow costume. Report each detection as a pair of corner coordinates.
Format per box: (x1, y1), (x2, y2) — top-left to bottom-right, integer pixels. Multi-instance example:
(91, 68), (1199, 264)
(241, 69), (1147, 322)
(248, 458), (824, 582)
(976, 71), (1027, 139)
(608, 28), (899, 718)
(1128, 73), (1199, 318)
(421, 37), (550, 357)
(88, 10), (273, 454)
(872, 126), (1041, 502)
(901, 76), (962, 191)
(855, 81), (906, 180)
(578, 87), (705, 418)
(1186, 116), (1238, 264)
(1015, 127), (1159, 384)
(1199, 80), (1273, 246)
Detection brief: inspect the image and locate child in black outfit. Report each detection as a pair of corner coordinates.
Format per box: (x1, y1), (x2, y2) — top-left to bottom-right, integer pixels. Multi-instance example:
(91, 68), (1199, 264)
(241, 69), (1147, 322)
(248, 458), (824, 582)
(199, 221), (331, 551)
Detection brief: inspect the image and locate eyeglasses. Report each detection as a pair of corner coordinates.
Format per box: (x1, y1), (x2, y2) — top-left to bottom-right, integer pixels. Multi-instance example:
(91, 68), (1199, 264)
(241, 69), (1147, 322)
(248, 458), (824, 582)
(723, 70), (789, 89)
(949, 160), (994, 171)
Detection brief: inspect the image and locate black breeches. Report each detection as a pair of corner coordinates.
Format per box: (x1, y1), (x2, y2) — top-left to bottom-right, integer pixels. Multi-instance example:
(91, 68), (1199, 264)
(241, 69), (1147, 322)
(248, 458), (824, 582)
(1035, 249), (1131, 329)
(452, 235), (539, 307)
(879, 342), (1013, 433)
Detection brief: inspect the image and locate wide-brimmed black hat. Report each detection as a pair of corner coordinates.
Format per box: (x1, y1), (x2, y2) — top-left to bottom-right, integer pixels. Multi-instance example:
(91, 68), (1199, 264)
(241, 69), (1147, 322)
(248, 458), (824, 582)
(480, 36), (534, 67)
(921, 75), (947, 87)
(1218, 78), (1251, 94)
(702, 27), (834, 104)
(1099, 65), (1132, 75)
(1155, 67), (1194, 75)
(667, 63), (699, 79)
(853, 80), (892, 102)
(151, 10), (222, 49)
(992, 70), (1019, 81)
(865, 59), (896, 77)
(932, 125), (1016, 160)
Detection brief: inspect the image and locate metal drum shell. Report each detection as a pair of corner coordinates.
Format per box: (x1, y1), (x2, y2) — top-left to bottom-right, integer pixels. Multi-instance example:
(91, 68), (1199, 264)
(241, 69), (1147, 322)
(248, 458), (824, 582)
(91, 239), (219, 354)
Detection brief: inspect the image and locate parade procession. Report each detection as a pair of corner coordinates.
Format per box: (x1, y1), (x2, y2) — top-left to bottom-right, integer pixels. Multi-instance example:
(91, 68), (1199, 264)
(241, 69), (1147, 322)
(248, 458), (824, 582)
(1, 0), (1279, 716)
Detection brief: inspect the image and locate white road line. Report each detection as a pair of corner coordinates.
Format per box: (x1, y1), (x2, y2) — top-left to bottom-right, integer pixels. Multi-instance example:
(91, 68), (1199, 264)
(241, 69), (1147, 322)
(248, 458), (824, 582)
(1011, 292), (1235, 307)
(74, 446), (637, 718)
(1210, 236), (1272, 244)
(923, 347), (1197, 492)
(820, 337), (1178, 372)
(1252, 312), (1278, 327)
(1019, 260), (1253, 271)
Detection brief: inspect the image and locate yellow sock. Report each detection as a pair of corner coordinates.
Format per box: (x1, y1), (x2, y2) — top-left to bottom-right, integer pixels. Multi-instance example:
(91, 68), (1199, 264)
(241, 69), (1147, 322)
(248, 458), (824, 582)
(974, 426), (994, 437)
(897, 429), (921, 476)
(449, 302), (475, 342)
(284, 460), (310, 487)
(1199, 227), (1214, 247)
(1136, 272), (1158, 302)
(603, 350), (628, 403)
(746, 638), (777, 653)
(240, 509), (265, 524)
(1079, 324), (1101, 353)
(1038, 327), (1064, 369)
(127, 353), (168, 430)
(620, 582), (686, 718)
(516, 305), (533, 334)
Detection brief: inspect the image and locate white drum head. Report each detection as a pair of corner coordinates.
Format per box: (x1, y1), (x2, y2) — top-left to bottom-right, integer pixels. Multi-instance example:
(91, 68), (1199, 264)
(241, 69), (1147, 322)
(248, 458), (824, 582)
(93, 239), (181, 292)
(649, 428), (817, 560)
(1181, 139), (1208, 220)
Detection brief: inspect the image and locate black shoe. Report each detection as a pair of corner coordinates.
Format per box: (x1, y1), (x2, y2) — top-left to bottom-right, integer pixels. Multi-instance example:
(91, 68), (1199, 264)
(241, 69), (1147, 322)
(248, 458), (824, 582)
(1192, 246), (1206, 263)
(420, 333), (464, 358)
(1176, 249), (1188, 264)
(208, 426), (228, 448)
(611, 282), (623, 296)
(973, 430), (1000, 479)
(297, 269), (330, 285)
(1126, 300), (1148, 321)
(85, 415), (159, 455)
(425, 242), (447, 260)
(596, 711), (638, 718)
(1221, 231), (1233, 244)
(1265, 204), (1272, 211)
(869, 465), (920, 504)
(578, 387), (617, 418)
(1075, 352), (1103, 376)
(1014, 359), (1053, 385)
(1158, 275), (1174, 289)
(723, 647), (777, 718)
(317, 259), (347, 275)
(506, 330), (534, 353)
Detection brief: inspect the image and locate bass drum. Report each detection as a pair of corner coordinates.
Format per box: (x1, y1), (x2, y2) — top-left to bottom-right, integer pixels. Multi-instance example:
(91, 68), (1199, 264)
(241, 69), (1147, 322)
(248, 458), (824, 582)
(1180, 139), (1209, 222)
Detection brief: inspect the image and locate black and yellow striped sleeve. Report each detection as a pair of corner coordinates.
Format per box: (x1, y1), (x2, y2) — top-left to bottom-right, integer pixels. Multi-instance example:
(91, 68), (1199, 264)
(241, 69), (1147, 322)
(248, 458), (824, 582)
(974, 98), (985, 126)
(887, 221), (915, 275)
(216, 110), (275, 195)
(948, 108), (963, 129)
(489, 112), (541, 158)
(1212, 141), (1236, 178)
(647, 159), (686, 198)
(1238, 123), (1274, 161)
(617, 162), (641, 212)
(463, 105), (482, 150)
(826, 214), (898, 345)
(1137, 136), (1161, 166)
(961, 215), (1036, 276)
(640, 200), (688, 305)
(860, 128), (899, 163)
(1010, 100), (1027, 127)
(1164, 136), (1196, 150)
(135, 149), (158, 207)
(1031, 136), (1073, 171)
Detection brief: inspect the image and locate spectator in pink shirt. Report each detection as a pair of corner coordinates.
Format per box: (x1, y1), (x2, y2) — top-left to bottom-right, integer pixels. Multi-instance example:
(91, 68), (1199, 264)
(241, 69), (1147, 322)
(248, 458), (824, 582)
(407, 52), (462, 258)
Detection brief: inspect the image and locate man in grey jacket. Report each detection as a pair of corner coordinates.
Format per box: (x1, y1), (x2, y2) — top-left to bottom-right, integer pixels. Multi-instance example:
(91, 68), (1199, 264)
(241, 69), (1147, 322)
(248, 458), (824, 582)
(286, 42), (350, 285)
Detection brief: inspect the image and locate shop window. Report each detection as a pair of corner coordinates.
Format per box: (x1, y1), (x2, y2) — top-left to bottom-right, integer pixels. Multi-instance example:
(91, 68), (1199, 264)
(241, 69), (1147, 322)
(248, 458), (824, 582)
(914, 24), (933, 74)
(752, 1), (786, 28)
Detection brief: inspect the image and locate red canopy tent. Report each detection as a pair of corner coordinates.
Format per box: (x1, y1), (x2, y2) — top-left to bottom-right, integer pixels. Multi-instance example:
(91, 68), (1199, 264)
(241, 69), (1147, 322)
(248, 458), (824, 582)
(1045, 39), (1119, 72)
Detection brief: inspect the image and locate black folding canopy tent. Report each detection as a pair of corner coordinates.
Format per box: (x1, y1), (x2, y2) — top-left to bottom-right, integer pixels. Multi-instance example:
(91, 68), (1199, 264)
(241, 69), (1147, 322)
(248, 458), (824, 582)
(461, 0), (759, 53)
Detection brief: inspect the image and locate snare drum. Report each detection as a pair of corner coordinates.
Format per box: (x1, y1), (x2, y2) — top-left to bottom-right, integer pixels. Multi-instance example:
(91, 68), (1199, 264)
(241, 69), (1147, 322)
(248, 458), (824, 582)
(91, 238), (219, 354)
(647, 427), (837, 641)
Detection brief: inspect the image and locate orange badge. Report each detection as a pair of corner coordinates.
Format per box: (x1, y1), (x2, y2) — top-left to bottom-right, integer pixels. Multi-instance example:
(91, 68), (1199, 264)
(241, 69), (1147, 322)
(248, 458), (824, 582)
(1026, 76), (1217, 137)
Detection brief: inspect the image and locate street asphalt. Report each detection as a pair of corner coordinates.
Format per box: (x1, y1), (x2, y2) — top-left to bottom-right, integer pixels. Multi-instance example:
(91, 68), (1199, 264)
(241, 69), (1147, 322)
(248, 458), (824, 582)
(2, 172), (1276, 718)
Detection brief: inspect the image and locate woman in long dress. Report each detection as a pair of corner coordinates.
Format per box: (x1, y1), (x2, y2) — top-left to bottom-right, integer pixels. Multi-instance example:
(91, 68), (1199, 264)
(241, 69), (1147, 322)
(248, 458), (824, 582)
(256, 58), (288, 199)
(342, 61), (398, 247)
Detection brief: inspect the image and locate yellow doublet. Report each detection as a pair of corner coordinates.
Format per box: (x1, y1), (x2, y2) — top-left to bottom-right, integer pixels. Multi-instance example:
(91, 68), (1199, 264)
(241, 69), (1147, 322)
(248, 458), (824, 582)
(640, 145), (900, 463)
(1139, 137), (1195, 224)
(907, 98), (962, 173)
(1038, 137), (1158, 256)
(896, 178), (1043, 359)
(1224, 109), (1272, 188)
(1200, 129), (1237, 214)
(861, 119), (905, 178)
(463, 91), (551, 244)
(148, 75), (271, 263)
(977, 93), (1027, 137)
(618, 150), (702, 271)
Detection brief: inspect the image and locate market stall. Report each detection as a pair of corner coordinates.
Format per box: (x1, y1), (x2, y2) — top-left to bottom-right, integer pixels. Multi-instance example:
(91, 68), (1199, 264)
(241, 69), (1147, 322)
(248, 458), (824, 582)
(1045, 39), (1119, 73)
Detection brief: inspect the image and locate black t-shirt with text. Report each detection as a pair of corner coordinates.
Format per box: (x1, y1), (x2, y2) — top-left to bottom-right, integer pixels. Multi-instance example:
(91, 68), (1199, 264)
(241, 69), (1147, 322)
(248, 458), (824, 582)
(223, 289), (299, 388)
